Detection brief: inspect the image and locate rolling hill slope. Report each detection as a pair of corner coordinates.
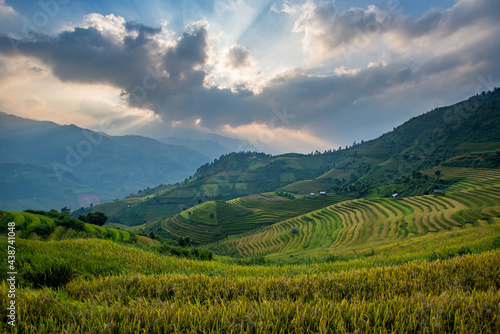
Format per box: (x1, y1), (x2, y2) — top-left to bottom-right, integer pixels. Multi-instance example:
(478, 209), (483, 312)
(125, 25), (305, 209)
(0, 210), (159, 245)
(96, 89), (500, 228)
(220, 167), (500, 258)
(130, 193), (351, 245)
(94, 152), (341, 226)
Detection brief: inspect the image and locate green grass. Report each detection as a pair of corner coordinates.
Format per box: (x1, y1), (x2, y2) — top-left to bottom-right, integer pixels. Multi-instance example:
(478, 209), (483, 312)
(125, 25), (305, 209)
(180, 201), (218, 225)
(155, 193), (350, 245)
(0, 210), (146, 246)
(222, 167), (500, 259)
(1, 235), (500, 333)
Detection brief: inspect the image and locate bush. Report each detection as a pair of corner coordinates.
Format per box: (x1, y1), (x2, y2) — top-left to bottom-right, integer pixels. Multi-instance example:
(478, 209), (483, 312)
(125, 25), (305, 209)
(156, 243), (213, 261)
(33, 223), (53, 239)
(86, 212), (108, 226)
(492, 236), (500, 249)
(59, 215), (85, 231)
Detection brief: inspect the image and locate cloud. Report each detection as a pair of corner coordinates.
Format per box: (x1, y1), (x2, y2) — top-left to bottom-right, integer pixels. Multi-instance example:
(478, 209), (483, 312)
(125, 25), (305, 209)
(0, 14), (209, 113)
(281, 0), (500, 69)
(0, 0), (16, 19)
(0, 0), (499, 153)
(222, 122), (334, 154)
(226, 44), (252, 69)
(281, 1), (394, 62)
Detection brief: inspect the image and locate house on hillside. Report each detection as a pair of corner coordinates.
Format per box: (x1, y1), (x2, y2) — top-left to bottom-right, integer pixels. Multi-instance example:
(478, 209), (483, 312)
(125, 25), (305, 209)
(434, 189), (444, 196)
(392, 193), (401, 200)
(319, 191), (326, 196)
(310, 193), (316, 197)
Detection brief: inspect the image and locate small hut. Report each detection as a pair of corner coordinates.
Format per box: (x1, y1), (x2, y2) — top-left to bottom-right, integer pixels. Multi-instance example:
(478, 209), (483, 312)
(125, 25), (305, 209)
(392, 193), (401, 200)
(434, 189), (444, 196)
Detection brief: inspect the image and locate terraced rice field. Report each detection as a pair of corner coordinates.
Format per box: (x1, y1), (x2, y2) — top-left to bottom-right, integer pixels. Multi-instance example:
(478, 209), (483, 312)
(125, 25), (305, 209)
(0, 211), (132, 243)
(162, 193), (349, 244)
(224, 167), (500, 258)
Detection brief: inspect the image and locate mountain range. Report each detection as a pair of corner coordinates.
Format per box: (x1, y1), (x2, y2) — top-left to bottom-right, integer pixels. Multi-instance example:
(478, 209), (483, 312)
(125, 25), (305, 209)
(0, 112), (239, 211)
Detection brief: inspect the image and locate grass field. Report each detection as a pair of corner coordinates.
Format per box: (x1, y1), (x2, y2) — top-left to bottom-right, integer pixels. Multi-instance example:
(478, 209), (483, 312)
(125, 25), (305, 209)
(221, 167), (500, 258)
(1, 167), (500, 333)
(156, 193), (350, 244)
(1, 234), (499, 333)
(0, 211), (134, 243)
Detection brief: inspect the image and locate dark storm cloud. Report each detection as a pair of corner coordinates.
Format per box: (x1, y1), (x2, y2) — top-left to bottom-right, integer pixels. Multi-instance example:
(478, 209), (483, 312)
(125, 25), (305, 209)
(0, 0), (499, 148)
(163, 29), (207, 80)
(0, 20), (211, 115)
(123, 21), (162, 47)
(0, 25), (158, 87)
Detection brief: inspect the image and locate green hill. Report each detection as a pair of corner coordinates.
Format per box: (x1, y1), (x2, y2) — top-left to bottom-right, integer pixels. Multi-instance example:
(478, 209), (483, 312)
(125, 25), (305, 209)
(90, 152), (341, 226)
(130, 192), (350, 245)
(0, 210), (150, 244)
(219, 167), (500, 259)
(94, 89), (500, 229)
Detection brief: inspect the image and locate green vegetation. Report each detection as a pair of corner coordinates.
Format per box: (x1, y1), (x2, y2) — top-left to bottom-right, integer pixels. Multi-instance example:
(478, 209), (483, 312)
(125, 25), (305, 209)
(92, 152), (341, 226)
(1, 209), (132, 244)
(134, 193), (350, 245)
(220, 167), (500, 259)
(1, 90), (500, 332)
(1, 233), (500, 332)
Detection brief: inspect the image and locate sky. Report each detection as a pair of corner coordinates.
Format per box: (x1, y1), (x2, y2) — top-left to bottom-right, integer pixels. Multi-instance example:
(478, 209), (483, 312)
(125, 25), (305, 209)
(0, 0), (499, 154)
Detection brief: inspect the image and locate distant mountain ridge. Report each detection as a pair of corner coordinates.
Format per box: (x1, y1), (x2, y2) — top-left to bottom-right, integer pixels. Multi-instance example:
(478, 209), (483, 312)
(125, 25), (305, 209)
(0, 112), (212, 211)
(158, 137), (231, 161)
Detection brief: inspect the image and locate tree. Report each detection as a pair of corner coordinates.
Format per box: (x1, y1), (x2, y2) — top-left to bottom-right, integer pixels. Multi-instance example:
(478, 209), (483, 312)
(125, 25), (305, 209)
(435, 170), (442, 182)
(178, 236), (191, 247)
(198, 198), (202, 205)
(77, 214), (87, 222)
(61, 207), (71, 214)
(86, 211), (108, 226)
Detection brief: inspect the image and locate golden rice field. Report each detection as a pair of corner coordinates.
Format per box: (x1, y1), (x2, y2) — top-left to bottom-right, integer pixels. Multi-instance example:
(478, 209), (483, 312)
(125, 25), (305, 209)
(161, 193), (348, 244)
(1, 236), (499, 333)
(222, 167), (500, 258)
(2, 167), (500, 333)
(0, 210), (132, 243)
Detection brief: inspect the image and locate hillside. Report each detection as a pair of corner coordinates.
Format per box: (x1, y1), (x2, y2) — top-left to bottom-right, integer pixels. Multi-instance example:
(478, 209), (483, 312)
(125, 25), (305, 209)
(0, 210), (152, 245)
(130, 193), (351, 246)
(220, 167), (500, 259)
(92, 152), (340, 225)
(96, 89), (500, 241)
(0, 112), (210, 211)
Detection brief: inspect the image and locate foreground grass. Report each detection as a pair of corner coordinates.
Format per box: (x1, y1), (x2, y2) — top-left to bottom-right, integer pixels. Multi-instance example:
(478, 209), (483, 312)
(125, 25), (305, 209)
(1, 250), (499, 333)
(1, 228), (500, 333)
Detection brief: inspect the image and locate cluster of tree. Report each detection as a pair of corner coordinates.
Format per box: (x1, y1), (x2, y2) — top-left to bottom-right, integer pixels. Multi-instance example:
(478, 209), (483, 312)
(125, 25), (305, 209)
(275, 191), (295, 199)
(24, 208), (86, 232)
(150, 237), (213, 261)
(77, 211), (108, 226)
